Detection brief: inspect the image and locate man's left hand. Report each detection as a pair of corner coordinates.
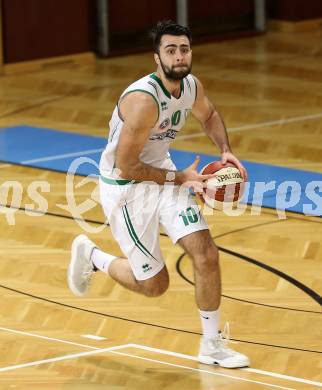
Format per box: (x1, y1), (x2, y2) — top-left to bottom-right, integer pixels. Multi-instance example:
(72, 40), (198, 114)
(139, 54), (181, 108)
(221, 151), (248, 181)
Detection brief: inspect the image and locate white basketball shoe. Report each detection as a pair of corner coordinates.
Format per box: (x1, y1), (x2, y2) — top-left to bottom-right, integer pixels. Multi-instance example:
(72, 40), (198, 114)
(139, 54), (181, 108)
(198, 324), (250, 368)
(67, 234), (97, 296)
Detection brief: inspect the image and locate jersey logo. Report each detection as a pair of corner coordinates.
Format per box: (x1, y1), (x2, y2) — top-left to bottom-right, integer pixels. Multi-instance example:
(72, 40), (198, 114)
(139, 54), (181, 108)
(149, 128), (178, 141)
(159, 118), (170, 130)
(161, 101), (168, 111)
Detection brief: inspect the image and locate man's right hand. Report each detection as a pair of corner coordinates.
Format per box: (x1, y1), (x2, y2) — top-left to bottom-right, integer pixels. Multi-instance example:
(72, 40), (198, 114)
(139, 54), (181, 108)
(177, 156), (216, 193)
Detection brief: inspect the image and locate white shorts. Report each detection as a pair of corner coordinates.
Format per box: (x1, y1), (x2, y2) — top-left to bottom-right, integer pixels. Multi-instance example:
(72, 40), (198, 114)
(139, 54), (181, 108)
(99, 177), (209, 280)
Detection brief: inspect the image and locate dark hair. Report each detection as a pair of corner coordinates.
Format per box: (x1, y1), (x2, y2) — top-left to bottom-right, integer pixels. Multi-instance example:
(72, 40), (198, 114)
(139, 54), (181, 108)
(151, 20), (192, 53)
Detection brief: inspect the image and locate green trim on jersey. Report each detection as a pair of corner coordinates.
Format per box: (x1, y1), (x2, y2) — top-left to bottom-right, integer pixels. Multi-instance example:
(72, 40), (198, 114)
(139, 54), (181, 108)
(150, 73), (171, 98)
(147, 80), (160, 98)
(100, 175), (137, 185)
(118, 89), (160, 123)
(186, 77), (191, 93)
(150, 73), (184, 100)
(192, 75), (198, 102)
(180, 79), (184, 97)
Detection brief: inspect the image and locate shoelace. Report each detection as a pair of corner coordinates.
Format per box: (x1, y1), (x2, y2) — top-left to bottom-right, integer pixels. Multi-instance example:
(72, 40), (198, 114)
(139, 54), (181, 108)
(215, 322), (229, 349)
(221, 322), (230, 342)
(82, 263), (95, 284)
(80, 245), (96, 284)
(208, 322), (239, 355)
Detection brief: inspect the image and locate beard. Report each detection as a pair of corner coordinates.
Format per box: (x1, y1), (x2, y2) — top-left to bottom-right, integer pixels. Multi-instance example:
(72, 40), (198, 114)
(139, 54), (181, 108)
(159, 58), (192, 81)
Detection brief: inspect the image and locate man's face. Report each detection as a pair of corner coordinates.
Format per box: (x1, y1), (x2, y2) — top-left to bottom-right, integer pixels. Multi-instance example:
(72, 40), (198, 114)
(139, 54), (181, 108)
(156, 34), (192, 80)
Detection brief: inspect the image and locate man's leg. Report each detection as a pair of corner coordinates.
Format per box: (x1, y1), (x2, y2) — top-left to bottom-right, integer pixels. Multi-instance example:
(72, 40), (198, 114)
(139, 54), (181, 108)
(68, 234), (169, 297)
(178, 229), (221, 339)
(93, 181), (169, 296)
(178, 229), (249, 368)
(178, 229), (221, 311)
(107, 256), (169, 297)
(160, 187), (221, 338)
(90, 244), (169, 296)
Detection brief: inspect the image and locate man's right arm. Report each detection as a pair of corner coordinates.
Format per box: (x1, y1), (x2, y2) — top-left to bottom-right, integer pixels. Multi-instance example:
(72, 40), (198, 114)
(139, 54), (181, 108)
(116, 91), (173, 184)
(116, 91), (213, 188)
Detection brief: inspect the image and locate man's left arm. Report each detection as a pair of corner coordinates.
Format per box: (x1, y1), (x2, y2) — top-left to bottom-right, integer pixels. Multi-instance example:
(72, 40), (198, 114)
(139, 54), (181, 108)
(191, 76), (248, 180)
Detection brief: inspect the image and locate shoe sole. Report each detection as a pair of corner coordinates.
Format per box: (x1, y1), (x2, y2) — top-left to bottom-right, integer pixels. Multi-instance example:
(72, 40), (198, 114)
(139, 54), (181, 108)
(67, 234), (89, 297)
(198, 355), (250, 368)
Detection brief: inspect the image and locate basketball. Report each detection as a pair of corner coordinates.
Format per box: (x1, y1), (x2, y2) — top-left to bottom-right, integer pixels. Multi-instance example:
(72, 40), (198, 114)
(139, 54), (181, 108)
(199, 161), (245, 209)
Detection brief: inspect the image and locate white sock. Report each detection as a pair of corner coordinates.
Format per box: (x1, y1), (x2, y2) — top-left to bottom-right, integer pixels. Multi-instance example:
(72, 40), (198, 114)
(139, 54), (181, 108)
(91, 248), (117, 274)
(199, 309), (220, 340)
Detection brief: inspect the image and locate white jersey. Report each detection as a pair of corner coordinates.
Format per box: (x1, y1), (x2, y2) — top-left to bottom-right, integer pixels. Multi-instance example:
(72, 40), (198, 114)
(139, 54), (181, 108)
(99, 72), (197, 178)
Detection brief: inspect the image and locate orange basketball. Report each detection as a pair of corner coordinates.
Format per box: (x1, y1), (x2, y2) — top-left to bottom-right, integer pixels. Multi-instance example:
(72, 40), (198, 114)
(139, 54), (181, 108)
(199, 161), (245, 209)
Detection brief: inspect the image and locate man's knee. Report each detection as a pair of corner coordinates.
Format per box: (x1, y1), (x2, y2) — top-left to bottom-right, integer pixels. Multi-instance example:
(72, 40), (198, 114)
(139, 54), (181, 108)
(143, 282), (169, 297)
(139, 267), (169, 297)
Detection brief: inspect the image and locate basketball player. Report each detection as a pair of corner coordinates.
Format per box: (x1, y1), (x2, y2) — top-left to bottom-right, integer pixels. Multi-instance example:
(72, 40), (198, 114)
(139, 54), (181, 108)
(68, 20), (249, 368)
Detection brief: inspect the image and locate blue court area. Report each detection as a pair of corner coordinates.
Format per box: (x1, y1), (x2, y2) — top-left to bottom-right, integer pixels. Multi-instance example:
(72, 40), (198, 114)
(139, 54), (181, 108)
(1, 125), (321, 216)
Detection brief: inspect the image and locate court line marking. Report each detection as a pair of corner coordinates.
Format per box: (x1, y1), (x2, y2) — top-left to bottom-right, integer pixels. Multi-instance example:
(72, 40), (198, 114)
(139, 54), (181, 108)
(0, 345), (294, 389)
(22, 148), (104, 164)
(112, 350), (295, 390)
(129, 343), (322, 388)
(176, 111), (322, 140)
(0, 326), (100, 350)
(0, 344), (131, 373)
(82, 334), (107, 341)
(0, 327), (320, 387)
(0, 334), (294, 390)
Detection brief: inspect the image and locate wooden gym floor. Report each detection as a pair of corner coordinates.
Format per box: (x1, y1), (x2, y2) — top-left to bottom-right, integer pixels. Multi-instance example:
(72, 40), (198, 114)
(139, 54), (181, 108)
(0, 28), (321, 389)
